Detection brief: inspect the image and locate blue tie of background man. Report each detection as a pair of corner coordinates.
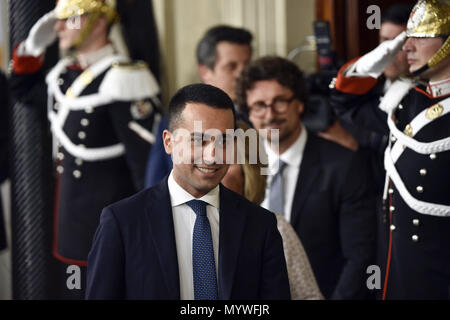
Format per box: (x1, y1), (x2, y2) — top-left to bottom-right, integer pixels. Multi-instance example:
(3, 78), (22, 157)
(186, 200), (218, 300)
(269, 160), (287, 216)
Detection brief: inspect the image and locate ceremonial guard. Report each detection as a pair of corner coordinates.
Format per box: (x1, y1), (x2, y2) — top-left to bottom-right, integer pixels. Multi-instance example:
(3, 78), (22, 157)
(9, 0), (161, 296)
(330, 0), (450, 299)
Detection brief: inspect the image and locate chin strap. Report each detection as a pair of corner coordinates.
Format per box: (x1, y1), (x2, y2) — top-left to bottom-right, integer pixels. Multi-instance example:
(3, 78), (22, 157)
(68, 7), (119, 54)
(69, 12), (102, 53)
(412, 36), (450, 76)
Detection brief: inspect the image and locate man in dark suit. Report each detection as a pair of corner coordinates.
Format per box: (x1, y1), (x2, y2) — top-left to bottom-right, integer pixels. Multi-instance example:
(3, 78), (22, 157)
(86, 83), (291, 300)
(236, 57), (376, 299)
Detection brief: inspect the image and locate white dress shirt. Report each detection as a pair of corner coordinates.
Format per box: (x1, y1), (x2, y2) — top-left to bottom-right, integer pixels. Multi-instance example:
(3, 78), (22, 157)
(167, 171), (220, 300)
(261, 126), (308, 222)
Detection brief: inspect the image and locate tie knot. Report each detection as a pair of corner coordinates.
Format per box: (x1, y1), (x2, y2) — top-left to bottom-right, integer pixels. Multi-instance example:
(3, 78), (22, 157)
(276, 159), (287, 175)
(186, 200), (208, 216)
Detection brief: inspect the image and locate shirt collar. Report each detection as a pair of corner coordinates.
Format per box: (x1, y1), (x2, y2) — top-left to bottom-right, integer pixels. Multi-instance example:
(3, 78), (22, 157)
(426, 77), (450, 98)
(264, 125), (308, 173)
(76, 43), (115, 69)
(168, 171), (220, 209)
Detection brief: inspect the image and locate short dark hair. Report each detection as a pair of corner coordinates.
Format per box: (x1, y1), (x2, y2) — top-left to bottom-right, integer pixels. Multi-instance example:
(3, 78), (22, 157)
(196, 25), (253, 70)
(168, 83), (236, 131)
(381, 3), (414, 25)
(236, 56), (308, 116)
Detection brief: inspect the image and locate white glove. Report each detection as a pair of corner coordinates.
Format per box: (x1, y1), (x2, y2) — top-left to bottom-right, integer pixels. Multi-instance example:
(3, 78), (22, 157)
(346, 31), (407, 78)
(23, 10), (58, 57)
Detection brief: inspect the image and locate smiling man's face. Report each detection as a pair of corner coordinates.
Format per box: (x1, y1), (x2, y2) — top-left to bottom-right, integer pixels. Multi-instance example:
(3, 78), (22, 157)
(163, 103), (235, 198)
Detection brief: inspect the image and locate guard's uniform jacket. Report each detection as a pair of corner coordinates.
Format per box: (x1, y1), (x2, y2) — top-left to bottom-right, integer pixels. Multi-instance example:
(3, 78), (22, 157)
(10, 44), (161, 266)
(330, 60), (450, 299)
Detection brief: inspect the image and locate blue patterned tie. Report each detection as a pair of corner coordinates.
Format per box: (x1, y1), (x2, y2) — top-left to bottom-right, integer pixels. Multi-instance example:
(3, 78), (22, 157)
(269, 160), (287, 215)
(186, 200), (218, 300)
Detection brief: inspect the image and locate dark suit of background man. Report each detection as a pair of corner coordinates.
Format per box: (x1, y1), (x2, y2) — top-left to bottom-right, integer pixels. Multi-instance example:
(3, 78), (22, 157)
(236, 57), (376, 299)
(86, 83), (291, 299)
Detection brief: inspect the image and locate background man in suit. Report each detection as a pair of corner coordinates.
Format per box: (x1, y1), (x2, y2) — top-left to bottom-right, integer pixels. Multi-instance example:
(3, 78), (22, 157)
(86, 83), (291, 300)
(145, 25), (253, 188)
(236, 57), (376, 299)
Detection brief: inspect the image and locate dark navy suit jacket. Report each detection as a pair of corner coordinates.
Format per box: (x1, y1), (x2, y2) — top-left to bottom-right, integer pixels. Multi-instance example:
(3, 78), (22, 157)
(86, 177), (291, 299)
(289, 132), (376, 299)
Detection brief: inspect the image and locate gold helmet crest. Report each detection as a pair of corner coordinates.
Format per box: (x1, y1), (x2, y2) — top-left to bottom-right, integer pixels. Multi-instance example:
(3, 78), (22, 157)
(55, 0), (118, 22)
(407, 0), (450, 37)
(54, 0), (119, 52)
(406, 0), (450, 74)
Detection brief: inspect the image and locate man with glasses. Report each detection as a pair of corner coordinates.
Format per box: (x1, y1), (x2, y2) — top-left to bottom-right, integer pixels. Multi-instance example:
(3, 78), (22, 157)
(236, 56), (376, 299)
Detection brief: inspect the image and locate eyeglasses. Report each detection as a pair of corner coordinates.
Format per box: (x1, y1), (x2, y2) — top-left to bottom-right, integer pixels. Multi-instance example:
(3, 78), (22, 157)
(248, 96), (296, 117)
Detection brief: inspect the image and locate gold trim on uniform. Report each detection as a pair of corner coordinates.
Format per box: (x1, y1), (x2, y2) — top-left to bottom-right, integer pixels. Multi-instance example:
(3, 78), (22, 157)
(404, 123), (413, 137)
(425, 103), (444, 120)
(79, 70), (94, 86)
(112, 61), (148, 70)
(66, 87), (75, 99)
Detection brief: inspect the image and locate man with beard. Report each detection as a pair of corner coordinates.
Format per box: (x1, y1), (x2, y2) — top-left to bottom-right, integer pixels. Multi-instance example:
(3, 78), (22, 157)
(236, 56), (375, 299)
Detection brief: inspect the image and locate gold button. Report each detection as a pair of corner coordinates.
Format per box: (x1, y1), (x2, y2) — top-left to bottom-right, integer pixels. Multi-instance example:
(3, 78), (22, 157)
(420, 169), (427, 176)
(85, 107), (94, 114)
(416, 186), (424, 193)
(430, 153), (437, 160)
(56, 166), (64, 174)
(413, 219), (420, 226)
(78, 131), (86, 140)
(398, 104), (403, 110)
(58, 78), (64, 85)
(391, 136), (397, 142)
(75, 158), (83, 166)
(412, 235), (419, 242)
(388, 188), (394, 194)
(73, 170), (82, 179)
(57, 152), (64, 160)
(389, 206), (395, 212)
(390, 225), (396, 231)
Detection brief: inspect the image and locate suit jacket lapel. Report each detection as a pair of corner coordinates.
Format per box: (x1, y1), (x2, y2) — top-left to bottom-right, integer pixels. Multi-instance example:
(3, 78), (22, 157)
(145, 177), (180, 299)
(218, 185), (247, 300)
(290, 133), (321, 227)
